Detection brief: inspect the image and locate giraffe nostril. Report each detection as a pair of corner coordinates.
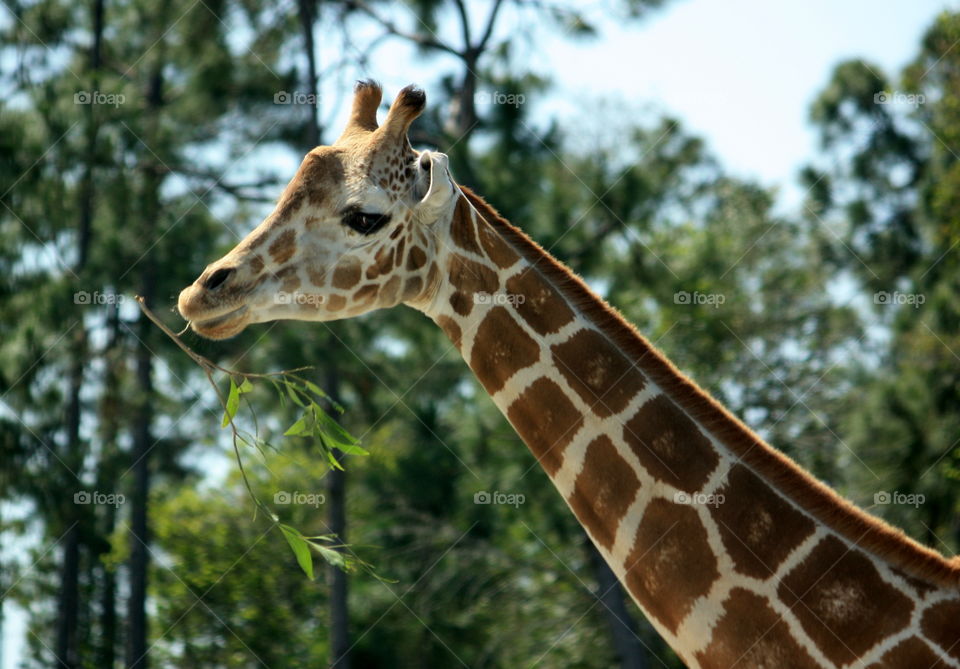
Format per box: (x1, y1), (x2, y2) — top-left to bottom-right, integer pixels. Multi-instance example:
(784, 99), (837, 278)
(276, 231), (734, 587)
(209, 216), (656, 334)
(420, 154), (431, 171)
(203, 267), (235, 291)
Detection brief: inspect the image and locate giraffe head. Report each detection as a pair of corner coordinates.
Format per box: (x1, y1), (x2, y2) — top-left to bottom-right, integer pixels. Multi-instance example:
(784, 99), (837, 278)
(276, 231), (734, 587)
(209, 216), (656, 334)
(177, 81), (457, 339)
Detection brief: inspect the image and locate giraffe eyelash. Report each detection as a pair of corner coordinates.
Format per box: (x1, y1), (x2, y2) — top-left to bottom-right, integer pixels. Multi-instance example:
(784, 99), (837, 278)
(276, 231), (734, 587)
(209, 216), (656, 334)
(341, 209), (392, 235)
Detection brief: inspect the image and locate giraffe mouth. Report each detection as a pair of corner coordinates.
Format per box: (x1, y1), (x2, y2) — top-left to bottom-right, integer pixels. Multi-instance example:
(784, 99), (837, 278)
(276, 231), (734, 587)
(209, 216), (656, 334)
(189, 305), (250, 339)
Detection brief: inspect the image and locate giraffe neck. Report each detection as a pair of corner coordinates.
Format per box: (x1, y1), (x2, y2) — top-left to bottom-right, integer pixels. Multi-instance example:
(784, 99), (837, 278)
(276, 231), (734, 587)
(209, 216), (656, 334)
(415, 187), (960, 668)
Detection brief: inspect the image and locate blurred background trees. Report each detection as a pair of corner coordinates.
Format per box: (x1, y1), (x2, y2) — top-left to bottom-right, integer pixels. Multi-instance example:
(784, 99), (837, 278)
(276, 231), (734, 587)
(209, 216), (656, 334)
(0, 1), (957, 667)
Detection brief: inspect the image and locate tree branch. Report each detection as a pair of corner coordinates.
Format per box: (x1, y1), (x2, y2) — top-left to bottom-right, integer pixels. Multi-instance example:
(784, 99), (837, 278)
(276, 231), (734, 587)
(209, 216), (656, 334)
(347, 0), (462, 58)
(453, 0), (472, 50)
(477, 0), (506, 52)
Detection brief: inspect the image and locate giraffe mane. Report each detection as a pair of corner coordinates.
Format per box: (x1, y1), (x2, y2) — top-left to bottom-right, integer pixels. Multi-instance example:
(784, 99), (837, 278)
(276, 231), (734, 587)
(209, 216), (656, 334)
(458, 185), (960, 589)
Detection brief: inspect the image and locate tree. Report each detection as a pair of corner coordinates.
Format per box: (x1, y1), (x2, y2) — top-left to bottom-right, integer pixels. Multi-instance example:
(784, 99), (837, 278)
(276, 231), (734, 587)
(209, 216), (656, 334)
(806, 10), (960, 552)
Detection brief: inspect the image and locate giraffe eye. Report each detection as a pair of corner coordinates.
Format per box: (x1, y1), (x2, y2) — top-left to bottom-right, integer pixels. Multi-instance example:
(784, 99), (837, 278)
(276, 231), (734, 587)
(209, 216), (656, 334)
(342, 210), (391, 235)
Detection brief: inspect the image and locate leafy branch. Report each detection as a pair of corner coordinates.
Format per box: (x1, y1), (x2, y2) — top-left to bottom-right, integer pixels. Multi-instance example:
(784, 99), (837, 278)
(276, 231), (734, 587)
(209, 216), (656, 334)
(136, 296), (384, 581)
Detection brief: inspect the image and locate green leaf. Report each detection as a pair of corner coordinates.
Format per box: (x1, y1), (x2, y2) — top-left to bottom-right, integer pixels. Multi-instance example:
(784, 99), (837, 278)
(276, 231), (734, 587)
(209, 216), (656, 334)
(310, 541), (350, 571)
(283, 414), (310, 436)
(222, 378), (240, 427)
(324, 442), (346, 471)
(285, 381), (307, 408)
(279, 524), (314, 580)
(303, 380), (328, 400)
(237, 377), (254, 394)
(314, 409), (365, 454)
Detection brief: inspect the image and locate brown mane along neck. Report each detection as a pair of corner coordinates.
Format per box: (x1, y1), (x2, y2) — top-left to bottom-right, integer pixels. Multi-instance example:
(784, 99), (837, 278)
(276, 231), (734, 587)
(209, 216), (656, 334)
(457, 185), (960, 589)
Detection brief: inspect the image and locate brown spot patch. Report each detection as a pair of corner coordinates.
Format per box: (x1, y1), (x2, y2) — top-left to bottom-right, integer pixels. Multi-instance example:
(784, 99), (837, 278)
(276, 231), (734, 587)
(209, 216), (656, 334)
(268, 229), (297, 264)
(506, 268), (575, 335)
(778, 535), (913, 666)
(552, 328), (646, 418)
(921, 598), (960, 661)
(506, 378), (583, 476)
(402, 276), (423, 301)
(696, 588), (820, 669)
(307, 267), (326, 287)
(436, 315), (462, 348)
(332, 260), (361, 289)
(407, 245), (427, 271)
(449, 291), (472, 316)
(370, 246), (394, 278)
(709, 464), (815, 579)
(865, 636), (954, 669)
(448, 254), (499, 296)
(299, 149), (344, 205)
(249, 255), (265, 275)
(246, 230), (268, 250)
(274, 189), (305, 222)
(452, 196), (482, 254)
(424, 262), (440, 296)
(622, 395), (719, 493)
(469, 307), (539, 395)
(477, 217), (520, 268)
(380, 275), (401, 305)
(568, 436), (640, 550)
(623, 498), (718, 635)
(326, 294), (346, 312)
(353, 284), (379, 306)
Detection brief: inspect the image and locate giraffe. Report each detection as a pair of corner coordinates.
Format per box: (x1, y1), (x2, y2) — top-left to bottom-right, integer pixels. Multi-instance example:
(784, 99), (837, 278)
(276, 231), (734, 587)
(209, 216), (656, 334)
(177, 81), (960, 668)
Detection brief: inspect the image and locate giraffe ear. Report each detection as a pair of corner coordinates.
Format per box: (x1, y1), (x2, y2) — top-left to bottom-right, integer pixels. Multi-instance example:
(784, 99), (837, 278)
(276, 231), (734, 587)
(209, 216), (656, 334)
(382, 85), (426, 137)
(338, 80), (382, 141)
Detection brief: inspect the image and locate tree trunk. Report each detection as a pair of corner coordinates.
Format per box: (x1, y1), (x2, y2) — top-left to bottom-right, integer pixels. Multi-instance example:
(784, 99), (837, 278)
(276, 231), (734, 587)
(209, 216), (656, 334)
(585, 535), (649, 669)
(56, 0), (103, 656)
(297, 0), (320, 148)
(99, 511), (117, 669)
(325, 362), (350, 668)
(126, 56), (163, 669)
(54, 522), (80, 669)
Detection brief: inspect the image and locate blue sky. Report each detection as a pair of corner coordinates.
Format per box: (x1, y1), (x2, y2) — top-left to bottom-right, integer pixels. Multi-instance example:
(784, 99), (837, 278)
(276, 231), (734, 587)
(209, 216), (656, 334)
(325, 0), (955, 213)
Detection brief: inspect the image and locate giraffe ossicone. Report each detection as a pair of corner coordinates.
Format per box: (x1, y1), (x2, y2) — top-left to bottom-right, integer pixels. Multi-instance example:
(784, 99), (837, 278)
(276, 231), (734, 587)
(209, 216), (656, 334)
(178, 81), (960, 668)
